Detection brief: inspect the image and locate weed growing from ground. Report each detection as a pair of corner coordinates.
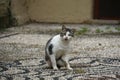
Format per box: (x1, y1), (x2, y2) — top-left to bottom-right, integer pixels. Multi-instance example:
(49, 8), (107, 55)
(96, 28), (103, 33)
(76, 27), (89, 35)
(115, 27), (120, 32)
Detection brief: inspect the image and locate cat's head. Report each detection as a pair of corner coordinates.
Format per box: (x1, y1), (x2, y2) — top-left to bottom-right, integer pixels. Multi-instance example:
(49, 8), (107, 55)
(60, 25), (75, 41)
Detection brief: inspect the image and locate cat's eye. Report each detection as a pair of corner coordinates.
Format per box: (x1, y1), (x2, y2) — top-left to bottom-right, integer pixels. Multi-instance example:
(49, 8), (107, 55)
(68, 34), (74, 37)
(60, 32), (66, 36)
(63, 33), (66, 35)
(68, 34), (71, 36)
(68, 34), (72, 36)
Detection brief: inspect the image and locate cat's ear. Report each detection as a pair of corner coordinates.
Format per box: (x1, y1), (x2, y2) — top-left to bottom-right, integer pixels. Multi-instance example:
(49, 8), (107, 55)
(71, 28), (76, 33)
(62, 25), (66, 31)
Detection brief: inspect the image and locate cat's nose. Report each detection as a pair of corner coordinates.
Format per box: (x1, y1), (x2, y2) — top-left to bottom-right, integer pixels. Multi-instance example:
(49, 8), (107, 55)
(65, 37), (68, 41)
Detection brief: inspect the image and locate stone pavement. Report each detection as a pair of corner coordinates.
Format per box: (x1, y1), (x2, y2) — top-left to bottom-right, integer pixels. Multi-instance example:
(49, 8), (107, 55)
(0, 24), (120, 80)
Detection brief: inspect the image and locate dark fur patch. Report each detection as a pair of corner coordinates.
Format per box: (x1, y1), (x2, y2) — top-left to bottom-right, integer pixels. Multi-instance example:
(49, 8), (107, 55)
(45, 38), (53, 61)
(48, 44), (53, 55)
(45, 38), (53, 54)
(46, 38), (53, 47)
(45, 54), (49, 61)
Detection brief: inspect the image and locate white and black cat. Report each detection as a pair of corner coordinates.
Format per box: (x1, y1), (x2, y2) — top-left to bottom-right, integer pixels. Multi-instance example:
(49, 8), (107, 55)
(45, 25), (75, 70)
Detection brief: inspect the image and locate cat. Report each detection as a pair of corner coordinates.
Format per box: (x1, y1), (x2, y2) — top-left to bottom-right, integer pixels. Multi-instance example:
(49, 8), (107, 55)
(45, 25), (75, 70)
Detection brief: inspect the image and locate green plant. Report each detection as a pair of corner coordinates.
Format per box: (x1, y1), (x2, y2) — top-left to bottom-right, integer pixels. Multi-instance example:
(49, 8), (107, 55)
(115, 27), (120, 31)
(76, 27), (89, 35)
(96, 28), (103, 33)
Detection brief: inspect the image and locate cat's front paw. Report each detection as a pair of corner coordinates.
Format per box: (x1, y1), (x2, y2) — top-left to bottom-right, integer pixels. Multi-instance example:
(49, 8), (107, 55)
(53, 67), (58, 70)
(67, 67), (73, 70)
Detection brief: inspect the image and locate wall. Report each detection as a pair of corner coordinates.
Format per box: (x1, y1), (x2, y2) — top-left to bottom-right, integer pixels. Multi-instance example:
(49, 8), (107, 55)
(11, 0), (29, 25)
(9, 0), (93, 25)
(28, 0), (93, 23)
(0, 0), (10, 28)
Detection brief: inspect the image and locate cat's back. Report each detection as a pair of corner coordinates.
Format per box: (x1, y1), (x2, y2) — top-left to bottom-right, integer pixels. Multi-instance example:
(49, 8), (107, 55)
(46, 34), (60, 46)
(51, 35), (61, 44)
